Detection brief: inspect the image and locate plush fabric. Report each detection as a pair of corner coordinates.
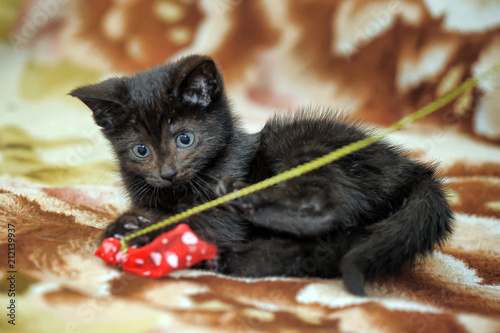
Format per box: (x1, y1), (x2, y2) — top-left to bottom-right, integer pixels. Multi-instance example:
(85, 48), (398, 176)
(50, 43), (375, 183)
(1, 1), (499, 332)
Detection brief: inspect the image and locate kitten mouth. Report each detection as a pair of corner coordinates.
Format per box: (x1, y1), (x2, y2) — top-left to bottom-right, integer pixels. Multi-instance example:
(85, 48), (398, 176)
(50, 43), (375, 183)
(146, 178), (173, 189)
(146, 171), (194, 189)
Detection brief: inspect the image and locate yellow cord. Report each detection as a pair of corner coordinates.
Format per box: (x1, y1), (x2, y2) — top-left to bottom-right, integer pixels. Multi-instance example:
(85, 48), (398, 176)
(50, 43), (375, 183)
(121, 61), (500, 254)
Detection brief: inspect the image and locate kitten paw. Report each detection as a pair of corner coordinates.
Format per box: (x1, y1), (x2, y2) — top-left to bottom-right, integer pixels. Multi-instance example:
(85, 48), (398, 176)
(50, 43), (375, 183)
(215, 177), (247, 196)
(101, 213), (154, 247)
(216, 177), (258, 216)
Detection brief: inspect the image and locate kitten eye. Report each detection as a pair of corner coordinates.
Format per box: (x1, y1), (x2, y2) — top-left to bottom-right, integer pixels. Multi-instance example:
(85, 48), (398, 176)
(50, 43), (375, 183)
(132, 144), (151, 158)
(176, 133), (195, 148)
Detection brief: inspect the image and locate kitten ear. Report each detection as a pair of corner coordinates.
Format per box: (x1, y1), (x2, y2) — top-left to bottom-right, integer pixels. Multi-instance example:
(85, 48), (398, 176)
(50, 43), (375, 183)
(174, 57), (222, 107)
(69, 78), (129, 129)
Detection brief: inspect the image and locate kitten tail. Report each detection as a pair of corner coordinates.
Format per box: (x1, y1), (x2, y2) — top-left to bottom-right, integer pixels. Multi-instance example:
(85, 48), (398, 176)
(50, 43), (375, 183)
(340, 175), (454, 295)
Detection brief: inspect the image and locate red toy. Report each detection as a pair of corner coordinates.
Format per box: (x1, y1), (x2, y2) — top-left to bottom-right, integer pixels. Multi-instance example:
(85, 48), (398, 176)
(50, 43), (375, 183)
(95, 223), (218, 277)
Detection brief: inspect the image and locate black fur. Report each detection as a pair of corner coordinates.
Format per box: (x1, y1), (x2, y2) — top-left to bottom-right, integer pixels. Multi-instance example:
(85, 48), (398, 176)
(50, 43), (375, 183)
(71, 55), (453, 296)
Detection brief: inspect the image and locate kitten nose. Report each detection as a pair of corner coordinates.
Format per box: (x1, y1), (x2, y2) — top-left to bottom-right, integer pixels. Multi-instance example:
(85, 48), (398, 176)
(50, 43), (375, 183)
(161, 170), (178, 181)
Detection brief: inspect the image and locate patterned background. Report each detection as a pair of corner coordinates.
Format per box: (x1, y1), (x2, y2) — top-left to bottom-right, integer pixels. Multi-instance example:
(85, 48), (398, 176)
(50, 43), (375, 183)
(0, 0), (499, 332)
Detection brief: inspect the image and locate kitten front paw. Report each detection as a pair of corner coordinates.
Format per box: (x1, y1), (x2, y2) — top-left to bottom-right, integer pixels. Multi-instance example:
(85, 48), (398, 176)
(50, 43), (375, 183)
(216, 177), (260, 217)
(101, 213), (154, 247)
(215, 177), (246, 197)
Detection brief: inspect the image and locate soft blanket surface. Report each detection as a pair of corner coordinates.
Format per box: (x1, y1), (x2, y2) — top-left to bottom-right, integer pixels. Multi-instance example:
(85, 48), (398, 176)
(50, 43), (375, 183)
(1, 1), (500, 332)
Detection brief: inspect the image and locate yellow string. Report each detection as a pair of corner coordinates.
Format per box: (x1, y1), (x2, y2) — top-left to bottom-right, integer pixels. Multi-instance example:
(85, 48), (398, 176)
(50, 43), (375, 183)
(121, 61), (500, 254)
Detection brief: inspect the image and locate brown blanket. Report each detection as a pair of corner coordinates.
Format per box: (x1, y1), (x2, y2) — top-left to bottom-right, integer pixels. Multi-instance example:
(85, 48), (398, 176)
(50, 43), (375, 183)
(1, 0), (499, 332)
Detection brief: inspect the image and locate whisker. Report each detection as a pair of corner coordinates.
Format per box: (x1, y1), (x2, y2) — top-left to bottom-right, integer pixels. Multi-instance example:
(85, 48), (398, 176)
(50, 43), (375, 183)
(154, 187), (159, 210)
(135, 183), (150, 206)
(193, 178), (212, 202)
(189, 179), (203, 203)
(196, 175), (216, 196)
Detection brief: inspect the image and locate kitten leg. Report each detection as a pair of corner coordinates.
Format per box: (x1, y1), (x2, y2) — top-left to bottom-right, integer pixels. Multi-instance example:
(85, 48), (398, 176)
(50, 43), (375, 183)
(209, 239), (317, 277)
(101, 208), (250, 248)
(101, 211), (169, 247)
(217, 176), (361, 237)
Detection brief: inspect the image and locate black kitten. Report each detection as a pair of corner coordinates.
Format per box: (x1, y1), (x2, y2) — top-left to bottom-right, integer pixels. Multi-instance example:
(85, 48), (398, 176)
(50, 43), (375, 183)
(71, 55), (453, 296)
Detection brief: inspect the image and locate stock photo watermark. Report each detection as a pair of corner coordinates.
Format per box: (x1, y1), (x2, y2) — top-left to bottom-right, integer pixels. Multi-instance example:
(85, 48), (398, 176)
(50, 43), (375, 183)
(6, 223), (17, 326)
(234, 236), (337, 332)
(48, 127), (114, 185)
(65, 273), (135, 333)
(408, 288), (457, 333)
(211, 0), (242, 16)
(9, 0), (70, 52)
(338, 0), (401, 63)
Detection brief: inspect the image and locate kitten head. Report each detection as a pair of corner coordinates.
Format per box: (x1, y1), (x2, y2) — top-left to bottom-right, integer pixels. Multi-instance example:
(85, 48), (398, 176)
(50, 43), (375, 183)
(70, 55), (234, 192)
